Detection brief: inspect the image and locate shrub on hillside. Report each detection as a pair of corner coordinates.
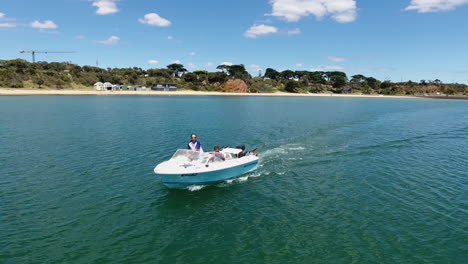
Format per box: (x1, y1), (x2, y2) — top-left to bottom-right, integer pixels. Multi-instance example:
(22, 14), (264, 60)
(223, 79), (249, 93)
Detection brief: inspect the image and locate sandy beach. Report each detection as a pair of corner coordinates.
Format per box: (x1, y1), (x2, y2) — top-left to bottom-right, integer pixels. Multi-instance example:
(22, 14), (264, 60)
(0, 88), (421, 99)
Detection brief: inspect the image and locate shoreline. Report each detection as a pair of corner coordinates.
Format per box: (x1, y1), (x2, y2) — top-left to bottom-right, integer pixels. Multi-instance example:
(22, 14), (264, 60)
(0, 88), (466, 100)
(0, 88), (423, 99)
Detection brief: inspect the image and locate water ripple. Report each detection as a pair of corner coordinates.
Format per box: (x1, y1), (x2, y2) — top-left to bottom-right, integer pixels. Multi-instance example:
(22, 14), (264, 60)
(1, 96), (467, 263)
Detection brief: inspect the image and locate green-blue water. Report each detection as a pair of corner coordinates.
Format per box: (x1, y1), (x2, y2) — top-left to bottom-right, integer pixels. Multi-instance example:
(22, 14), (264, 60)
(1, 96), (467, 263)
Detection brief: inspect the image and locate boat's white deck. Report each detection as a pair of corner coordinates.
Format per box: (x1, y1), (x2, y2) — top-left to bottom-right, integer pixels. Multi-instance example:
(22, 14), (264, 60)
(154, 149), (258, 174)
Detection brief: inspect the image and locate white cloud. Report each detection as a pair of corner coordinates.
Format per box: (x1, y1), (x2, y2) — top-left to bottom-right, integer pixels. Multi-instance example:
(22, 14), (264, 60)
(311, 65), (345, 71)
(220, 62), (233, 66)
(188, 63), (196, 69)
(0, 23), (16, 28)
(311, 65), (395, 72)
(295, 63), (303, 67)
(189, 52), (196, 56)
(31, 20), (58, 29)
(148, 60), (158, 65)
(250, 64), (263, 71)
(405, 0), (468, 12)
(99, 36), (120, 45)
(167, 36), (173, 40)
(250, 65), (263, 75)
(171, 60), (181, 63)
(0, 12), (15, 22)
(269, 0), (358, 23)
(92, 0), (118, 15)
(0, 13), (16, 27)
(347, 66), (395, 73)
(287, 28), (301, 35)
(326, 56), (346, 62)
(206, 62), (213, 66)
(244, 24), (278, 38)
(139, 13), (171, 27)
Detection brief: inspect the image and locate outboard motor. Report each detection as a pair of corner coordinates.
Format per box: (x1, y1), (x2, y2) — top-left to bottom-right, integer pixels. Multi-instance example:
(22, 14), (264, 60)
(236, 145), (246, 158)
(250, 148), (259, 156)
(236, 145), (246, 151)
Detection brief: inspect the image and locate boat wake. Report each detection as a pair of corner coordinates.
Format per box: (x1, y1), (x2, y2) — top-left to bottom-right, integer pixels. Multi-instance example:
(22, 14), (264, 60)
(185, 171), (269, 191)
(216, 170), (274, 188)
(182, 172), (269, 192)
(183, 144), (300, 191)
(186, 185), (206, 192)
(261, 143), (306, 159)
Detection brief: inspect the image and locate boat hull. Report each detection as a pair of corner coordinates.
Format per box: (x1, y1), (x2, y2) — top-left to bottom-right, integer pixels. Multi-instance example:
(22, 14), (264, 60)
(158, 160), (259, 189)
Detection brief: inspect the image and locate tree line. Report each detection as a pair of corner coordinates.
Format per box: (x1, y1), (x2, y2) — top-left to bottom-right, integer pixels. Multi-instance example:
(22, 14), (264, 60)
(0, 59), (466, 95)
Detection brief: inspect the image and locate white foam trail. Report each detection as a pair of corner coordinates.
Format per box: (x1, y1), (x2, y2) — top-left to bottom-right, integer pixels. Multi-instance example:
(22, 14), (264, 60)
(262, 143), (306, 158)
(262, 147), (287, 157)
(237, 176), (249, 182)
(288, 146), (305, 151)
(249, 172), (262, 178)
(187, 185), (205, 192)
(216, 179), (235, 188)
(216, 171), (272, 188)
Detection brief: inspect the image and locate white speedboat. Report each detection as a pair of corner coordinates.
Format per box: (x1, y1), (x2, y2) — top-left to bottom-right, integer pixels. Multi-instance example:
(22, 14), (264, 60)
(154, 147), (259, 189)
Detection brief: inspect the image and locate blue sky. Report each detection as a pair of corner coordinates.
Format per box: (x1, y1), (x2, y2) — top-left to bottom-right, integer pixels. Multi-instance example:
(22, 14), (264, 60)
(1, 0), (468, 83)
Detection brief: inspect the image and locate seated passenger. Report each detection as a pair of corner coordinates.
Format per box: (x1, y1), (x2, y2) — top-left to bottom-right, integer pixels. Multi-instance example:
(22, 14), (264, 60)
(210, 145), (225, 162)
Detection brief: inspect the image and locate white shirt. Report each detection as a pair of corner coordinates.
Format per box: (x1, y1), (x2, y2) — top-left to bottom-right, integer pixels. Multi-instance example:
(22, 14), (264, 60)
(188, 141), (203, 152)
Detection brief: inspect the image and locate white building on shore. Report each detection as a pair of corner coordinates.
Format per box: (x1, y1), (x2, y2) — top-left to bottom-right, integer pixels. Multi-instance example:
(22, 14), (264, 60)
(94, 82), (104, 91)
(103, 82), (113, 90)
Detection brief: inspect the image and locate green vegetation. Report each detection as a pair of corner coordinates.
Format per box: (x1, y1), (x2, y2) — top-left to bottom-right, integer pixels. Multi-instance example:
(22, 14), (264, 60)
(0, 59), (467, 95)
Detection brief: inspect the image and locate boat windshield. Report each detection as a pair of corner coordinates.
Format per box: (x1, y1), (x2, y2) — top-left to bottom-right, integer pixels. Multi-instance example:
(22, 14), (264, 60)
(171, 149), (202, 161)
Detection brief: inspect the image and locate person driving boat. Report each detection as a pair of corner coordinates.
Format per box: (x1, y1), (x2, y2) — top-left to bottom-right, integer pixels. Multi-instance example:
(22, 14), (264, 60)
(187, 133), (203, 152)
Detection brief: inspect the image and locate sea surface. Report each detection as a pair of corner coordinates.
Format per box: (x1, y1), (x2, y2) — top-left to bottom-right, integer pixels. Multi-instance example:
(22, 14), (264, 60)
(1, 95), (467, 263)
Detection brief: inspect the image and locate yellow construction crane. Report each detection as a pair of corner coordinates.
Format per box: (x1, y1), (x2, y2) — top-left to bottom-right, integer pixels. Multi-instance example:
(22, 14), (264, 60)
(19, 50), (75, 63)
